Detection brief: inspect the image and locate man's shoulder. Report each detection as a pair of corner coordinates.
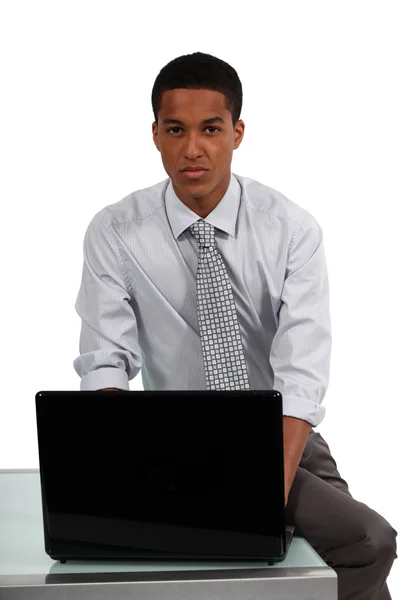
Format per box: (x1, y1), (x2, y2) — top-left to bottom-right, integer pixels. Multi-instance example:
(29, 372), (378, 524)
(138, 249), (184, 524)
(235, 173), (310, 229)
(93, 177), (170, 229)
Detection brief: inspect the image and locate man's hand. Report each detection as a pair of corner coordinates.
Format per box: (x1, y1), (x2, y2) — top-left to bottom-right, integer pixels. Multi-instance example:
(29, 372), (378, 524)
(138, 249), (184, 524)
(283, 416), (311, 508)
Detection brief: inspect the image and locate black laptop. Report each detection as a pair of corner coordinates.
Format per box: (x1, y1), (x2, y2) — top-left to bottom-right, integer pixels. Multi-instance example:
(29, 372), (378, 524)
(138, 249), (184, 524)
(35, 390), (295, 564)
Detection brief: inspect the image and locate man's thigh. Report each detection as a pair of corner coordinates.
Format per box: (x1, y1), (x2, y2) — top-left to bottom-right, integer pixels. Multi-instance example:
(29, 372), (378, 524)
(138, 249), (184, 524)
(286, 431), (398, 600)
(297, 428), (353, 497)
(284, 428), (394, 555)
(284, 428), (356, 545)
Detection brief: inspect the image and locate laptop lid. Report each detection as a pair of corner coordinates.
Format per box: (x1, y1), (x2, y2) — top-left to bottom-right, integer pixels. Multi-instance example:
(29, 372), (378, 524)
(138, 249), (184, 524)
(35, 390), (288, 561)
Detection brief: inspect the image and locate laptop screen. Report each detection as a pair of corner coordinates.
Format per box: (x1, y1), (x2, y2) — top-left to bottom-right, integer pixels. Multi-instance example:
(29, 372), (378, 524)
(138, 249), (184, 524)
(36, 390), (285, 551)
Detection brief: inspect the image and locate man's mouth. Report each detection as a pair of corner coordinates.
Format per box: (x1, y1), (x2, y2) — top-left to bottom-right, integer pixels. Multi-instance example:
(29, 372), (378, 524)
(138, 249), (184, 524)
(182, 170), (207, 180)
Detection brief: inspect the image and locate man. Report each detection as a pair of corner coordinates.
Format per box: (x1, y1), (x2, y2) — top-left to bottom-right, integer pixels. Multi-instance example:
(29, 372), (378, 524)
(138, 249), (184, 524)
(73, 51), (397, 598)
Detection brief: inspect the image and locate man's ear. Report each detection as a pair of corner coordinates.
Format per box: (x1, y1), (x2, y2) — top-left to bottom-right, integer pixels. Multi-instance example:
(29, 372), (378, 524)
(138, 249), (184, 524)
(152, 122), (160, 152)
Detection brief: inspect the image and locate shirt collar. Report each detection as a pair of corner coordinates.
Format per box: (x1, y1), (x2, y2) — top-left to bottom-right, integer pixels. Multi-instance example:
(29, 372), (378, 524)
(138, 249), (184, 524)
(165, 171), (241, 240)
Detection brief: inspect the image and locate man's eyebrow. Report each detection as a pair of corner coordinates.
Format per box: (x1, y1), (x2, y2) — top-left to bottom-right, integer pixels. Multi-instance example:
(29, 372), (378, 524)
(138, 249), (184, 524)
(161, 116), (225, 126)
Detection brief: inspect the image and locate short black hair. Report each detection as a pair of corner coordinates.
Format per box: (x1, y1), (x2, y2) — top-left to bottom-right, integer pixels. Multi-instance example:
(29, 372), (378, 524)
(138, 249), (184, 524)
(151, 51), (243, 128)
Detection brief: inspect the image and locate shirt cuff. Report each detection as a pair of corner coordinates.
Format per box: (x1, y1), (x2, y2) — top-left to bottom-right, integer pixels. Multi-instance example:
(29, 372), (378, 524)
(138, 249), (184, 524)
(282, 394), (326, 427)
(80, 367), (129, 391)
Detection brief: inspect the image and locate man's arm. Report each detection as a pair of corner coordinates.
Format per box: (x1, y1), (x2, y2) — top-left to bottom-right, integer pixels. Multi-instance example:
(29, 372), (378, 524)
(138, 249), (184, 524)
(269, 212), (331, 504)
(270, 211), (331, 425)
(73, 213), (142, 390)
(283, 416), (311, 506)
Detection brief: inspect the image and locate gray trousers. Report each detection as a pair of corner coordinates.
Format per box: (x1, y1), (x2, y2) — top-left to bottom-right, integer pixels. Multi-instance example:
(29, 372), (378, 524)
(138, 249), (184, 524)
(284, 428), (398, 599)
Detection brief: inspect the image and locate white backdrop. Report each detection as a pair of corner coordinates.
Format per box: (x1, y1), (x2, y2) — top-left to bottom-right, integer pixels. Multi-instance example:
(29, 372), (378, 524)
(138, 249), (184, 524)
(0, 0), (399, 592)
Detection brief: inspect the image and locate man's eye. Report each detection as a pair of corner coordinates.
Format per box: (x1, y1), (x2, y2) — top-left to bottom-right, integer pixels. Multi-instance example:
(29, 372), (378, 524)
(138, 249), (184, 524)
(167, 127), (221, 134)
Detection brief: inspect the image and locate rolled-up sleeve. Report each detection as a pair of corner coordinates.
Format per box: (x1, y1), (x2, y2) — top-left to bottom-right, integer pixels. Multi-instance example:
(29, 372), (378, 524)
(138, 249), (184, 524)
(73, 213), (142, 390)
(269, 212), (331, 427)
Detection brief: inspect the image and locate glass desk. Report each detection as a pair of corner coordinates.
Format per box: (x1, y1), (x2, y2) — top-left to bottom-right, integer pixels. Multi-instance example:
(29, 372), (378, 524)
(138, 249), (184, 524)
(0, 470), (337, 599)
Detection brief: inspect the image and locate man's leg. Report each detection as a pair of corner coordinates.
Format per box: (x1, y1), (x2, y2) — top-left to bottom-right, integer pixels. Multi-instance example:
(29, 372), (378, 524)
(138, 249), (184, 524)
(285, 429), (398, 600)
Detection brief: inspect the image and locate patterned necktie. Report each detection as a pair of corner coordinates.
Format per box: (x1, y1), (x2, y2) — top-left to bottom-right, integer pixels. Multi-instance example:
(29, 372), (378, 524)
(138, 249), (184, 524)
(189, 219), (250, 390)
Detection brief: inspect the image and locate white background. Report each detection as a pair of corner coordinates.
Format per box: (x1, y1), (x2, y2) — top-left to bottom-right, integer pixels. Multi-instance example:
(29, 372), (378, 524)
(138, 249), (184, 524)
(0, 0), (398, 592)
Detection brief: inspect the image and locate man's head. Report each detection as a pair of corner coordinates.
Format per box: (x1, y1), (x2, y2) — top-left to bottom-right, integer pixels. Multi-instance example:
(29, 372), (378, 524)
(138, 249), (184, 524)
(151, 52), (245, 217)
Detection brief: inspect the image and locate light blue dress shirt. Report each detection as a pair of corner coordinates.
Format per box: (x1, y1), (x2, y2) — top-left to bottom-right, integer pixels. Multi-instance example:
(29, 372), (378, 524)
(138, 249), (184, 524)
(73, 172), (331, 427)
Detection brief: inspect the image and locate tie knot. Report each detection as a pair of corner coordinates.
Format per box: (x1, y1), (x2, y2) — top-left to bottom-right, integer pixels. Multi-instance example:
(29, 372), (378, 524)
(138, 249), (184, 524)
(188, 219), (215, 249)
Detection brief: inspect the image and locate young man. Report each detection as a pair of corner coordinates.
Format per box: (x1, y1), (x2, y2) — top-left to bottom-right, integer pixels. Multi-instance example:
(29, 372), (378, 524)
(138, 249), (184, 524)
(73, 51), (397, 598)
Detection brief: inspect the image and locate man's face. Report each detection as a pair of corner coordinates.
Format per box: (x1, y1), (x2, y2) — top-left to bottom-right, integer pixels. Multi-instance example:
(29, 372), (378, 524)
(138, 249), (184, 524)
(152, 88), (245, 216)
